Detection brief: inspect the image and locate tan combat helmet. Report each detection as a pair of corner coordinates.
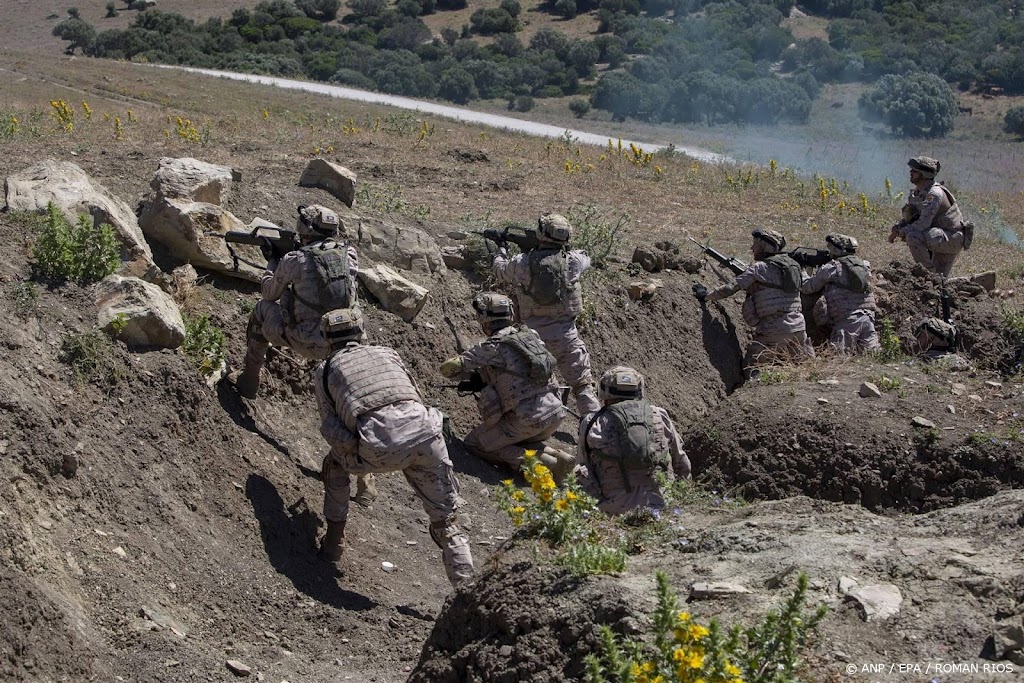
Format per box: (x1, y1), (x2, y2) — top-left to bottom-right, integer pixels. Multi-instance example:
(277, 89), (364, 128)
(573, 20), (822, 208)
(825, 233), (858, 257)
(598, 365), (644, 402)
(537, 213), (572, 245)
(321, 308), (363, 345)
(915, 317), (956, 349)
(297, 204), (343, 239)
(472, 291), (514, 325)
(752, 227), (786, 254)
(908, 156), (941, 179)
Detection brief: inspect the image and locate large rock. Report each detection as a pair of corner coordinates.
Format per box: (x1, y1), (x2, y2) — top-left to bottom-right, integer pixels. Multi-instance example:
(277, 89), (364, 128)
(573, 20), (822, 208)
(4, 159), (156, 278)
(353, 217), (445, 274)
(358, 265), (428, 322)
(299, 159), (357, 208)
(138, 198), (263, 282)
(95, 275), (185, 349)
(149, 157), (238, 204)
(846, 584), (902, 622)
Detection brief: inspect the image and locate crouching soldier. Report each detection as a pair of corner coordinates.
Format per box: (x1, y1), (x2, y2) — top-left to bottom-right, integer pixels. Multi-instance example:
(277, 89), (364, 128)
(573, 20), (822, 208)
(578, 366), (691, 516)
(802, 233), (880, 354)
(314, 309), (474, 587)
(913, 317), (971, 370)
(694, 227), (814, 376)
(439, 292), (575, 482)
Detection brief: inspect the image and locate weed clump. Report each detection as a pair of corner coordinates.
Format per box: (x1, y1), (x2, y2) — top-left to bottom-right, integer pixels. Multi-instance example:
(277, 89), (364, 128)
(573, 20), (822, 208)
(11, 281), (40, 319)
(872, 318), (904, 363)
(60, 330), (125, 388)
(182, 315), (227, 377)
(585, 571), (826, 683)
(32, 202), (120, 284)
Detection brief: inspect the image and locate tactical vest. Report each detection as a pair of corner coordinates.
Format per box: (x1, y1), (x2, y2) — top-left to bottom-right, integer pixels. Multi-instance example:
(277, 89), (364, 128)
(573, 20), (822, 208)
(482, 326), (556, 415)
(585, 399), (669, 493)
(323, 345), (422, 432)
(283, 240), (353, 326)
(911, 183), (965, 233)
(824, 258), (876, 322)
(749, 256), (803, 319)
(518, 249), (583, 320)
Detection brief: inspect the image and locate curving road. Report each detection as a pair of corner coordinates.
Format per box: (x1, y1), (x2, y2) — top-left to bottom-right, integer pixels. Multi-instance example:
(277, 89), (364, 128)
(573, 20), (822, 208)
(152, 65), (729, 164)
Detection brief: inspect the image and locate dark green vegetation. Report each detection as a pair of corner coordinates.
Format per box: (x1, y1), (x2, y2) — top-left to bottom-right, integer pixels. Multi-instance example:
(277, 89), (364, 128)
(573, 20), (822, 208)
(53, 0), (1024, 134)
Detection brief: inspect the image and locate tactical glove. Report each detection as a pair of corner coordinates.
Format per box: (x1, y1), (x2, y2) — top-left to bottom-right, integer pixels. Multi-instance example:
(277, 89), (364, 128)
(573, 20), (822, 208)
(692, 282), (708, 301)
(440, 356), (463, 378)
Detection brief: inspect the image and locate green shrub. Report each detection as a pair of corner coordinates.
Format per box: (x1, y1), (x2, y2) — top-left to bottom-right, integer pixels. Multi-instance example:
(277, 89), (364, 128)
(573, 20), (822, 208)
(585, 571), (827, 683)
(11, 281), (40, 319)
(32, 202), (121, 284)
(566, 202), (628, 268)
(60, 330), (125, 388)
(182, 315), (227, 376)
(109, 312), (129, 336)
(872, 317), (903, 362)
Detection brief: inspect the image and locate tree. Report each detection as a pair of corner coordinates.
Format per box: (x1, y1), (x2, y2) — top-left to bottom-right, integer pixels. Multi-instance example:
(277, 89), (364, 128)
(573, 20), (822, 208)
(857, 72), (957, 138)
(569, 99), (590, 118)
(52, 17), (96, 54)
(105, 2), (119, 18)
(1005, 106), (1024, 137)
(296, 0), (341, 20)
(438, 66), (478, 103)
(554, 0), (577, 19)
(347, 0), (385, 18)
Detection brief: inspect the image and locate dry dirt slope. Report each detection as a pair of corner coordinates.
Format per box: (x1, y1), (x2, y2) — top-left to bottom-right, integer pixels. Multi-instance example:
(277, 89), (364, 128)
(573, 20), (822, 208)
(0, 53), (1023, 683)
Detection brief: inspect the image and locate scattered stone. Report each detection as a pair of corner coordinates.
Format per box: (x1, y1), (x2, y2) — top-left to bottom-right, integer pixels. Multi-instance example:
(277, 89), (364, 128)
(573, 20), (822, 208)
(148, 157), (236, 205)
(985, 380), (1003, 389)
(226, 660), (252, 677)
(113, 546), (128, 559)
(676, 255), (703, 274)
(846, 584), (903, 622)
(140, 606), (189, 636)
(993, 619), (1024, 660)
(95, 275), (186, 349)
(858, 382), (882, 399)
(447, 230), (469, 240)
(818, 379), (839, 386)
(970, 271), (997, 292)
(817, 397), (829, 404)
(440, 245), (468, 270)
(968, 394), (983, 402)
(627, 280), (662, 301)
(631, 245), (664, 273)
(498, 645), (513, 657)
(764, 564), (797, 589)
(947, 405), (956, 414)
(833, 650), (851, 662)
(358, 265), (428, 323)
(299, 159), (357, 207)
(381, 562), (396, 572)
(837, 576), (858, 594)
(689, 582), (751, 599)
(911, 416), (936, 429)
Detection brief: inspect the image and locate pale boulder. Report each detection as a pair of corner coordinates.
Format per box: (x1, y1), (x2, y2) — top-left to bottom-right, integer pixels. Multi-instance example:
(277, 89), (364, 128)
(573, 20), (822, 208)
(299, 159), (357, 208)
(358, 265), (428, 323)
(353, 217), (445, 274)
(846, 584), (902, 622)
(149, 157), (238, 204)
(95, 275), (185, 349)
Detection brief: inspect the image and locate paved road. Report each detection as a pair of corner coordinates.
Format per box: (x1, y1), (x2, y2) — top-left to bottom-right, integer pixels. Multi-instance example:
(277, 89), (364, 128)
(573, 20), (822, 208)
(153, 65), (729, 164)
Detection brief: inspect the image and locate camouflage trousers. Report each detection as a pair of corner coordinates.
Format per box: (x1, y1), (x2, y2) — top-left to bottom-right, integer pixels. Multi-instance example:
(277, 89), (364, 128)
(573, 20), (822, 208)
(465, 398), (564, 471)
(322, 435), (474, 586)
(247, 299), (331, 361)
(528, 318), (602, 414)
(906, 228), (963, 277)
(744, 329), (814, 376)
(577, 463), (665, 517)
(829, 311), (880, 355)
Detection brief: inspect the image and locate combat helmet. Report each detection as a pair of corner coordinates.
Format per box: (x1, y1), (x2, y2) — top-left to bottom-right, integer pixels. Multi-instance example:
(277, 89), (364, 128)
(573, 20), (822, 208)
(537, 213), (572, 245)
(598, 365), (644, 402)
(915, 317), (956, 348)
(321, 308), (363, 345)
(472, 292), (514, 326)
(908, 156), (941, 179)
(825, 233), (858, 256)
(752, 227), (786, 254)
(297, 204), (342, 239)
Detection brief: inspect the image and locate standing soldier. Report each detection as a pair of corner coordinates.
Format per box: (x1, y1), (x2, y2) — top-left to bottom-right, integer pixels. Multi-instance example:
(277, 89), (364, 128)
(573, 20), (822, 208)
(232, 203), (375, 506)
(492, 213), (602, 414)
(801, 233), (880, 354)
(439, 292), (575, 482)
(888, 156), (974, 277)
(693, 227), (814, 375)
(314, 309), (474, 587)
(578, 366), (691, 516)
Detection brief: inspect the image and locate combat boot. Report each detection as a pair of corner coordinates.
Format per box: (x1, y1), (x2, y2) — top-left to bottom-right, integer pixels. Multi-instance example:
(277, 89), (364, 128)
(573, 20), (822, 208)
(233, 345), (267, 399)
(353, 474), (377, 507)
(318, 521), (346, 562)
(539, 446), (577, 486)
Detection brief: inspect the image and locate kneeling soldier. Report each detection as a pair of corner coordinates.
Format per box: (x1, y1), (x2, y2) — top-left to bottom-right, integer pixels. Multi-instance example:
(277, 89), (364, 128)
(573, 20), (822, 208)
(802, 233), (880, 354)
(315, 309), (474, 587)
(440, 292), (575, 482)
(578, 366), (691, 516)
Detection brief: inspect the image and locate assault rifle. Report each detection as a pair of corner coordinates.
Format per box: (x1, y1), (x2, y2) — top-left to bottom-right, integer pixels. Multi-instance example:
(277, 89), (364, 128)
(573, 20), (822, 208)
(686, 236), (747, 276)
(472, 225), (541, 252)
(434, 314), (485, 393)
(206, 222), (301, 270)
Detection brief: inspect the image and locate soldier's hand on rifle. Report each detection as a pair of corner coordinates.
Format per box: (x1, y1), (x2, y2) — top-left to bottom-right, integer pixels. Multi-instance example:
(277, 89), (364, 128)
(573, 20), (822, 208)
(440, 356), (463, 378)
(692, 282), (708, 302)
(887, 225), (902, 244)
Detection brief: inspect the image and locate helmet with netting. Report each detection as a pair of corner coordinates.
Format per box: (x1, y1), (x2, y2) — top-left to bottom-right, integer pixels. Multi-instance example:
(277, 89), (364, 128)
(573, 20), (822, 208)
(296, 204), (342, 238)
(598, 365), (644, 401)
(472, 292), (514, 325)
(537, 213), (572, 245)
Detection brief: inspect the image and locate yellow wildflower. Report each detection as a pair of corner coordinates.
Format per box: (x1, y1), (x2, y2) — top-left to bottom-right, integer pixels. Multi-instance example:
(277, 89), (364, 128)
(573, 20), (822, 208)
(511, 490), (524, 502)
(502, 479), (514, 487)
(689, 624), (709, 639)
(565, 491), (577, 501)
(555, 498), (569, 511)
(539, 490), (553, 503)
(724, 662), (741, 677)
(678, 611), (691, 623)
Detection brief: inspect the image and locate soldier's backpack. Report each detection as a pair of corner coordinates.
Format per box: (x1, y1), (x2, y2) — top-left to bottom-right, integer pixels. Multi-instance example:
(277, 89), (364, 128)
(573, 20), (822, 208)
(584, 399), (667, 492)
(526, 248), (568, 306)
(288, 241), (353, 321)
(835, 255), (870, 293)
(763, 254), (802, 293)
(498, 327), (556, 383)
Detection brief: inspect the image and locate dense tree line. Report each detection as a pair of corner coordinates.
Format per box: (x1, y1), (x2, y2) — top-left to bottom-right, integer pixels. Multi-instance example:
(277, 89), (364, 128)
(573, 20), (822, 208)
(53, 0), (1024, 134)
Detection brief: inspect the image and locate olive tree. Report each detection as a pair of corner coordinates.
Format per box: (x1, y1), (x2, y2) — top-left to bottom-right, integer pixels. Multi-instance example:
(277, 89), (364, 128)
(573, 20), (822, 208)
(857, 72), (957, 138)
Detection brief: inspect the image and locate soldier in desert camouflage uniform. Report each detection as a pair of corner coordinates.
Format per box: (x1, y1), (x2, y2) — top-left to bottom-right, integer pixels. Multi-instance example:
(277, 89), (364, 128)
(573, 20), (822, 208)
(693, 227), (814, 375)
(440, 292), (575, 483)
(578, 366), (691, 516)
(492, 213), (602, 414)
(888, 157), (974, 277)
(802, 233), (880, 354)
(314, 309), (474, 587)
(234, 204), (375, 506)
